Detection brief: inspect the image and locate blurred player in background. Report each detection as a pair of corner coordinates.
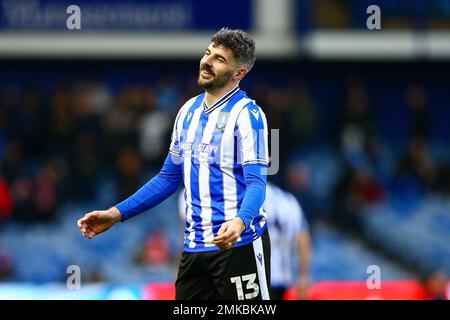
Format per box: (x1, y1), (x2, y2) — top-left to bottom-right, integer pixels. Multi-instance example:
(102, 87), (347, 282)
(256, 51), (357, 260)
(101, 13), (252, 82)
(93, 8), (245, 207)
(77, 28), (271, 300)
(263, 182), (311, 300)
(179, 182), (311, 300)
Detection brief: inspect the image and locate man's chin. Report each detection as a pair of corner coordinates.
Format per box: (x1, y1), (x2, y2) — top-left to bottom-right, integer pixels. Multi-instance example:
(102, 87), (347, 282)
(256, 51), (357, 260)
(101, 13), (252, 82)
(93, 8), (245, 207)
(198, 78), (215, 90)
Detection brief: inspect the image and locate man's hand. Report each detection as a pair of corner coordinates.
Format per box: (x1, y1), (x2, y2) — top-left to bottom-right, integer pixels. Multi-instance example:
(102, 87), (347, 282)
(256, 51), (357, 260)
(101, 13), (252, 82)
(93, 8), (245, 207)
(77, 207), (122, 239)
(212, 217), (246, 250)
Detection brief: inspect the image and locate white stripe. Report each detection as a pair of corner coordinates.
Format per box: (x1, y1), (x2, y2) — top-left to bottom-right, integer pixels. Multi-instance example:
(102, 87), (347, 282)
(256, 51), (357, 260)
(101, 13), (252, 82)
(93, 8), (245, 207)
(199, 105), (226, 247)
(220, 98), (251, 221)
(184, 106), (203, 249)
(170, 97), (197, 155)
(260, 108), (269, 163)
(252, 236), (270, 300)
(237, 108), (258, 164)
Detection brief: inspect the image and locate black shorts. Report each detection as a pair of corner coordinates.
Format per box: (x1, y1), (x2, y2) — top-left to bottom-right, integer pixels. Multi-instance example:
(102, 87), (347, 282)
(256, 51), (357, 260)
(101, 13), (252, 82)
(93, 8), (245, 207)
(175, 227), (271, 300)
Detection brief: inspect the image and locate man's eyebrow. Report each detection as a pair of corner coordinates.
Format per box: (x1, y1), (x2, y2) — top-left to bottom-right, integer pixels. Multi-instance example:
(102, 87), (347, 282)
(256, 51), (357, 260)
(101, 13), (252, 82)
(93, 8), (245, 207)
(206, 47), (228, 62)
(214, 53), (228, 62)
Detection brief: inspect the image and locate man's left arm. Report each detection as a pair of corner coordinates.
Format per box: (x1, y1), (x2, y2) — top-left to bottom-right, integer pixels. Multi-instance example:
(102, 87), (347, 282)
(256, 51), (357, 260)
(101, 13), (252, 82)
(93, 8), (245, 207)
(293, 199), (311, 299)
(212, 164), (267, 250)
(297, 230), (311, 299)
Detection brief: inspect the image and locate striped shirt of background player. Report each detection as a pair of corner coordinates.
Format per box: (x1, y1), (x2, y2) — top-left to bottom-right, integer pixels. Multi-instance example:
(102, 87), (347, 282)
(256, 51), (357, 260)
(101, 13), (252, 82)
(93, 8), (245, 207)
(263, 183), (309, 288)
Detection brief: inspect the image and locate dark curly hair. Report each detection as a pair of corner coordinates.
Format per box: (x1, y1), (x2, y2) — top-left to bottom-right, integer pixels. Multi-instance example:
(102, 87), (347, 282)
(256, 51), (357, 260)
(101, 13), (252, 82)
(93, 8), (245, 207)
(211, 28), (256, 71)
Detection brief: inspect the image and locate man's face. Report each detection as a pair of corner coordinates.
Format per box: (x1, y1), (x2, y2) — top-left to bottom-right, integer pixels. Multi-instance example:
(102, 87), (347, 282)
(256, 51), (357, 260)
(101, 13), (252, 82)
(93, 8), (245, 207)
(198, 42), (237, 91)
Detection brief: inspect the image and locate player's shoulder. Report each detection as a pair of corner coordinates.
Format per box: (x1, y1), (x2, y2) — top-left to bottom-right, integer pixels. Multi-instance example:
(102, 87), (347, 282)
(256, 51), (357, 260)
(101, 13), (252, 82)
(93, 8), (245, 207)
(266, 183), (289, 208)
(237, 96), (267, 127)
(173, 93), (205, 124)
(283, 190), (297, 203)
(283, 191), (301, 208)
(266, 182), (281, 196)
(264, 182), (276, 199)
(241, 96), (264, 114)
(180, 93), (205, 112)
(283, 191), (305, 219)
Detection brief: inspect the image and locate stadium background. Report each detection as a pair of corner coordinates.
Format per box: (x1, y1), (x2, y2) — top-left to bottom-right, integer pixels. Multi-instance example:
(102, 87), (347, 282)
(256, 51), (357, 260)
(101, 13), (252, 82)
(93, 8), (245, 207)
(0, 0), (449, 299)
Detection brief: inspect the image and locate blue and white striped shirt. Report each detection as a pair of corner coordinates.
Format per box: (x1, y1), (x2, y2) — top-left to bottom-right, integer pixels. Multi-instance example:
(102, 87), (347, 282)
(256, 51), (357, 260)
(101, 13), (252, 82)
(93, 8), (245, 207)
(170, 86), (269, 252)
(263, 183), (309, 287)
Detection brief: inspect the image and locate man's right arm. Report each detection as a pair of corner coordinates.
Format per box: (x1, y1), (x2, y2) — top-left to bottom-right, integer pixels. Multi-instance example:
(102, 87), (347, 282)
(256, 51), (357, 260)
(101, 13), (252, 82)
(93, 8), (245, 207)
(115, 153), (183, 221)
(78, 104), (186, 238)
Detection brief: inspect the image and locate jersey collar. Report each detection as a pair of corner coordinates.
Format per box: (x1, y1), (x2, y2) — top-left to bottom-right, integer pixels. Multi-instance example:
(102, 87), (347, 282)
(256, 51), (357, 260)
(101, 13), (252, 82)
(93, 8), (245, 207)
(203, 86), (240, 114)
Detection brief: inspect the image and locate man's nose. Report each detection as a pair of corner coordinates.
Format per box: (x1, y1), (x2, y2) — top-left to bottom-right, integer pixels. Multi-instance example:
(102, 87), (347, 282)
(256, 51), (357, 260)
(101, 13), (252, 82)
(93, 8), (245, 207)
(203, 55), (214, 65)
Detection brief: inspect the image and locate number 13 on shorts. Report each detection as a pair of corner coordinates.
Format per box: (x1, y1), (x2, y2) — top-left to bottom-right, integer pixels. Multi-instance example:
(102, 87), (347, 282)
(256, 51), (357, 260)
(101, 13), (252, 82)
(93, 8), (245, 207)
(230, 273), (260, 300)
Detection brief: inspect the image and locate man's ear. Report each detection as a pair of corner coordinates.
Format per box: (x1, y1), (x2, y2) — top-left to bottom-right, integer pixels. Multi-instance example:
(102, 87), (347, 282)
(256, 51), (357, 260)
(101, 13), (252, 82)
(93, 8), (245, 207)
(234, 68), (248, 81)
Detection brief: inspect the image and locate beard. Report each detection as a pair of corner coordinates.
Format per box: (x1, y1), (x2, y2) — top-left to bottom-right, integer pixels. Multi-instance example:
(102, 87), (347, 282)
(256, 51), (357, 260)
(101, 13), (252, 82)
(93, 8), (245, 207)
(197, 66), (234, 91)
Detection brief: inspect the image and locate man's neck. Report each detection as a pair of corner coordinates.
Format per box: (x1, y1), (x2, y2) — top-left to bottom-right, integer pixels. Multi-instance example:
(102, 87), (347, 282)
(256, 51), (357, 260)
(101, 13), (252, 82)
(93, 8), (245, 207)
(204, 82), (239, 107)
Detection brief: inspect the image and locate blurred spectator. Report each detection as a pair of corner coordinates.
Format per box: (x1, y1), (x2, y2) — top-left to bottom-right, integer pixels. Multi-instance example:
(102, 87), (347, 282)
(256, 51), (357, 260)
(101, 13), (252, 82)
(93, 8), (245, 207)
(115, 147), (144, 201)
(333, 164), (385, 229)
(0, 86), (20, 135)
(391, 137), (437, 200)
(78, 77), (113, 115)
(1, 140), (25, 184)
(284, 161), (315, 221)
(156, 75), (181, 113)
(285, 82), (318, 147)
(338, 77), (378, 168)
(47, 82), (76, 154)
(0, 91), (9, 161)
(333, 77), (385, 229)
(422, 269), (450, 300)
(0, 175), (13, 221)
(135, 231), (172, 268)
(103, 86), (141, 149)
(266, 88), (291, 156)
(437, 164), (450, 196)
(405, 84), (430, 140)
(47, 157), (72, 201)
(34, 164), (58, 220)
(71, 131), (100, 200)
(0, 251), (14, 281)
(138, 87), (170, 166)
(10, 85), (47, 156)
(252, 82), (292, 156)
(10, 175), (34, 221)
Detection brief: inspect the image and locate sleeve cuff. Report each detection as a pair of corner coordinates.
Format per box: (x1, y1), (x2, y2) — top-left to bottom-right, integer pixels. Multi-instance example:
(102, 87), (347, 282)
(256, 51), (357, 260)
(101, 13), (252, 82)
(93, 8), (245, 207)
(242, 159), (268, 166)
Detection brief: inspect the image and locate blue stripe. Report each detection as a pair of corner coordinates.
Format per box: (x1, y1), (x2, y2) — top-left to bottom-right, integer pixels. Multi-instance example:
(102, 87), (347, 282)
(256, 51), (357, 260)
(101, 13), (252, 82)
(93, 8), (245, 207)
(183, 190), (190, 233)
(182, 94), (204, 131)
(209, 164), (224, 237)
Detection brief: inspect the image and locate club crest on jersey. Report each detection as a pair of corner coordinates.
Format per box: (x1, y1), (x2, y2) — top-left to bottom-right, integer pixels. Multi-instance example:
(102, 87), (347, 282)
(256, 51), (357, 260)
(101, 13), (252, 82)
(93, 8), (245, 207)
(216, 112), (229, 130)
